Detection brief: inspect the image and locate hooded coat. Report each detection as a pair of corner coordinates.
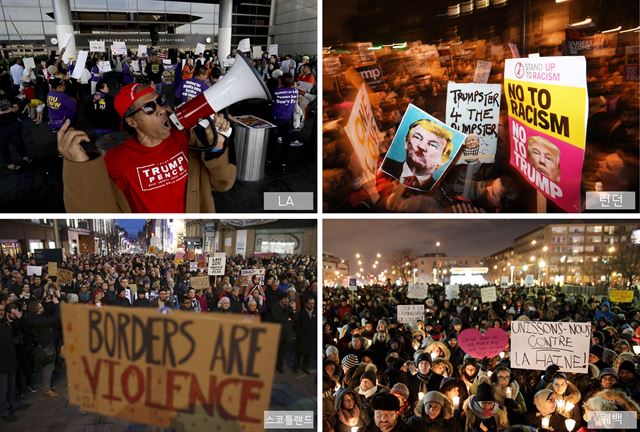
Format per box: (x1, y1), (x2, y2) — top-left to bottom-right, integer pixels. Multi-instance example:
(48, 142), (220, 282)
(462, 396), (510, 432)
(406, 393), (463, 432)
(329, 387), (370, 432)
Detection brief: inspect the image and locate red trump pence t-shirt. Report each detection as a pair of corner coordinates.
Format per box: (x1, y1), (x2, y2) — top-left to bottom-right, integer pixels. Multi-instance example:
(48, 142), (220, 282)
(104, 129), (190, 212)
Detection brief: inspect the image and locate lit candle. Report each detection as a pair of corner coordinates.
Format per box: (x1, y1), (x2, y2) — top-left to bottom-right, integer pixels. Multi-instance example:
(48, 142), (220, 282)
(565, 401), (575, 412)
(351, 427), (359, 432)
(556, 399), (565, 410)
(418, 392), (425, 401)
(333, 338), (337, 343)
(541, 417), (550, 429)
(565, 419), (576, 432)
(487, 371), (493, 377)
(452, 396), (460, 408)
(431, 352), (437, 360)
(499, 351), (505, 360)
(505, 387), (512, 399)
(634, 345), (640, 355)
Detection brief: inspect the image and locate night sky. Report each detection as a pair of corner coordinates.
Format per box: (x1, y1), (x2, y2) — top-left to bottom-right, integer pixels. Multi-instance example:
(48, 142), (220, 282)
(115, 220), (146, 239)
(324, 219), (567, 265)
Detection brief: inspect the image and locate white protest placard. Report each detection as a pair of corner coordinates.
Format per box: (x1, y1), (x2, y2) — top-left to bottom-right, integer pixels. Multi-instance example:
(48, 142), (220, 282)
(137, 45), (147, 57)
(162, 59), (172, 65)
(89, 40), (105, 53)
(407, 283), (429, 299)
(111, 41), (127, 56)
(446, 82), (501, 164)
(252, 46), (263, 60)
(195, 43), (206, 56)
(97, 61), (112, 73)
(207, 253), (226, 276)
(445, 284), (460, 300)
(71, 51), (88, 79)
(500, 276), (509, 288)
(60, 32), (73, 51)
(23, 57), (36, 69)
(525, 274), (535, 287)
(473, 60), (492, 83)
(237, 38), (250, 53)
(27, 265), (42, 276)
(348, 278), (357, 291)
(510, 320), (591, 373)
(131, 61), (140, 73)
(190, 262), (198, 272)
(344, 84), (383, 203)
(481, 286), (497, 303)
(267, 44), (278, 56)
(397, 304), (425, 325)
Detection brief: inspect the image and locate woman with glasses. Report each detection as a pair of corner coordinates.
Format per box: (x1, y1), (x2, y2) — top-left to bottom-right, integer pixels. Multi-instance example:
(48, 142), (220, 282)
(463, 382), (509, 432)
(407, 390), (462, 432)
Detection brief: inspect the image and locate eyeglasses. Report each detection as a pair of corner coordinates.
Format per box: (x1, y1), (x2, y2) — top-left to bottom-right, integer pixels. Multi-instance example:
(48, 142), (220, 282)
(126, 95), (167, 117)
(497, 375), (511, 381)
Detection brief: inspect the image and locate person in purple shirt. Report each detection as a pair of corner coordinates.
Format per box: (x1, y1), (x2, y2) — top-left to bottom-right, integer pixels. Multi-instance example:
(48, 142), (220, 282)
(90, 59), (101, 95)
(174, 64), (210, 104)
(271, 73), (298, 170)
(122, 58), (134, 85)
(47, 77), (77, 130)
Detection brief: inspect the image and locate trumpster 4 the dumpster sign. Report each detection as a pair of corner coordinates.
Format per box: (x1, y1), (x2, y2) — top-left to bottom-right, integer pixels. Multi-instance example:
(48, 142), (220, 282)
(61, 304), (279, 432)
(504, 56), (588, 212)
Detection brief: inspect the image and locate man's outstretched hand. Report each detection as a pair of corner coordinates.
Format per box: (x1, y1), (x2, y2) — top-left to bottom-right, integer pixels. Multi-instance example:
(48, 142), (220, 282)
(57, 119), (90, 162)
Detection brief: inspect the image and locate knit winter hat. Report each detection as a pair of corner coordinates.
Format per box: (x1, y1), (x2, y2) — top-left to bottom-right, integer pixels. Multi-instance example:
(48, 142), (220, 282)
(590, 344), (604, 359)
(371, 392), (400, 411)
(341, 354), (358, 370)
(416, 352), (432, 365)
(598, 368), (618, 381)
(618, 360), (638, 376)
(390, 383), (410, 400)
(424, 391), (445, 406)
(325, 345), (339, 357)
(475, 382), (495, 402)
(360, 370), (377, 385)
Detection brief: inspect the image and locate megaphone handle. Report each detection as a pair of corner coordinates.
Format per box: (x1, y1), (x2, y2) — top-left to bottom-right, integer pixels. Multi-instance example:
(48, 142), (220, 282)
(193, 119), (218, 151)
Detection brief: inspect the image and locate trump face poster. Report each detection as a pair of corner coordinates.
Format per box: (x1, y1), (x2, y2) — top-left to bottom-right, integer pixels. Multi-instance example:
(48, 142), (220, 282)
(504, 56), (588, 212)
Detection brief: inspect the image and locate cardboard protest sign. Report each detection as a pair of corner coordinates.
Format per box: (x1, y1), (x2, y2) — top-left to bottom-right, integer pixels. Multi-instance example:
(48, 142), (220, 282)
(458, 328), (509, 359)
(190, 275), (210, 290)
(504, 56), (587, 212)
(237, 38), (250, 53)
(71, 51), (88, 80)
(355, 63), (385, 91)
(481, 286), (497, 303)
(23, 57), (36, 69)
(137, 45), (147, 57)
(397, 304), (425, 325)
(195, 43), (206, 55)
(61, 304), (279, 431)
(97, 61), (112, 73)
(348, 278), (357, 291)
(407, 283), (429, 299)
(89, 40), (105, 52)
(240, 269), (265, 287)
(189, 262), (198, 272)
(446, 83), (501, 164)
(207, 253), (226, 276)
(625, 46), (639, 81)
(381, 104), (466, 191)
(111, 41), (127, 56)
(267, 44), (278, 56)
(610, 289), (634, 303)
(252, 46), (263, 60)
(500, 276), (509, 288)
(356, 42), (376, 63)
(48, 262), (58, 276)
(511, 320), (591, 373)
(445, 284), (460, 300)
(27, 265), (42, 276)
(57, 268), (74, 286)
(324, 56), (341, 75)
(525, 274), (534, 287)
(344, 84), (383, 202)
(473, 60), (492, 84)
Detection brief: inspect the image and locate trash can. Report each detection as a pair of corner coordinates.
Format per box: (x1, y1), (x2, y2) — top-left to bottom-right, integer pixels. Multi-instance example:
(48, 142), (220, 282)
(233, 115), (276, 182)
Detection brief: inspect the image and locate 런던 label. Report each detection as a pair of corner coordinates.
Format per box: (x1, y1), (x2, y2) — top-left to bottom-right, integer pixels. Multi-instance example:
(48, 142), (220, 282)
(585, 191), (636, 210)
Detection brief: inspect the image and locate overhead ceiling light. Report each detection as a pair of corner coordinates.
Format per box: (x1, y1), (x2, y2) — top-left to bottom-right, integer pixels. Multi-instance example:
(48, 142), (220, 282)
(205, 37), (211, 43)
(601, 26), (621, 33)
(620, 26), (640, 33)
(569, 17), (592, 27)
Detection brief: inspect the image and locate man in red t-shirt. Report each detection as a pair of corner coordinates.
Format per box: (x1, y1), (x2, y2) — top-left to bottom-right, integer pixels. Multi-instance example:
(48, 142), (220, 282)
(57, 83), (236, 212)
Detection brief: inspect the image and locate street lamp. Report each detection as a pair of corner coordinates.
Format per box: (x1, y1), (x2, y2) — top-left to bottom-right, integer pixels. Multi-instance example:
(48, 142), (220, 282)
(531, 240), (537, 246)
(376, 253), (381, 258)
(543, 246), (548, 252)
(436, 241), (441, 255)
(356, 253), (361, 258)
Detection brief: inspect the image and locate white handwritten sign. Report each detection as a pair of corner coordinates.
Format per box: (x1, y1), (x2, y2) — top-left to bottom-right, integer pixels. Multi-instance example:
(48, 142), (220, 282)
(510, 321), (591, 373)
(397, 305), (425, 325)
(481, 286), (497, 303)
(89, 40), (105, 53)
(445, 284), (460, 300)
(207, 253), (226, 276)
(407, 283), (429, 299)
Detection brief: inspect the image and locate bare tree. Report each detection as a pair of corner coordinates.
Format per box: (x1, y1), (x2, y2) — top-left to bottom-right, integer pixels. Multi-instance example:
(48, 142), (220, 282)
(612, 243), (640, 288)
(389, 248), (413, 285)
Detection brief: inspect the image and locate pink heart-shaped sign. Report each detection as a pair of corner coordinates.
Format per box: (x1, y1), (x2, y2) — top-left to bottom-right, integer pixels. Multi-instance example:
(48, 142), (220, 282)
(458, 328), (509, 359)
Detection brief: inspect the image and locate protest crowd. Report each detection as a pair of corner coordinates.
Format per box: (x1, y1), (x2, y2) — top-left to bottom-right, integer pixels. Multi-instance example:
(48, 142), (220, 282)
(322, 282), (640, 432)
(0, 251), (317, 423)
(322, 36), (639, 213)
(0, 45), (316, 173)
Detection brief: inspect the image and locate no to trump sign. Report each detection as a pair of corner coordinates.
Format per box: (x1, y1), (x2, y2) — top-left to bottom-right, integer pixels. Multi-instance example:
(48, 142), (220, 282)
(61, 304), (280, 431)
(510, 320), (591, 373)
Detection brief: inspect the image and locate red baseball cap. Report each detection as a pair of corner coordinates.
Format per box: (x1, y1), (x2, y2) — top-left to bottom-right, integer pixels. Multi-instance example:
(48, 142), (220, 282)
(114, 83), (156, 118)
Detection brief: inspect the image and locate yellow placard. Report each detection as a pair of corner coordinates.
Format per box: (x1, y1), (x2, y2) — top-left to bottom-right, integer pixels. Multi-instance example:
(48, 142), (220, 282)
(48, 262), (58, 276)
(190, 276), (210, 290)
(57, 268), (74, 286)
(61, 304), (279, 431)
(610, 289), (634, 303)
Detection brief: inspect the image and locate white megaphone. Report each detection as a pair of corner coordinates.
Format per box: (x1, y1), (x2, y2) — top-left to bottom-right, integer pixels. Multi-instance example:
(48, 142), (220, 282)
(169, 51), (271, 130)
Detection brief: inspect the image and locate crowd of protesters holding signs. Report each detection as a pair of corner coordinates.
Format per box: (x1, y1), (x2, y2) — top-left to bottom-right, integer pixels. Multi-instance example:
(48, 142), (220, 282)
(0, 251), (317, 423)
(322, 282), (640, 431)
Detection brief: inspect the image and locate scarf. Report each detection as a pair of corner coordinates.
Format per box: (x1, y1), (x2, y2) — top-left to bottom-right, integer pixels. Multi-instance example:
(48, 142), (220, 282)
(359, 385), (377, 399)
(338, 405), (361, 427)
(469, 397), (500, 419)
(416, 372), (431, 393)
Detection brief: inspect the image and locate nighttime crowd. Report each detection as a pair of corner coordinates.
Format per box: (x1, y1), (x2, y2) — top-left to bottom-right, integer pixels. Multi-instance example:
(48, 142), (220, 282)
(322, 36), (639, 213)
(0, 251), (317, 423)
(0, 46), (316, 173)
(322, 282), (640, 432)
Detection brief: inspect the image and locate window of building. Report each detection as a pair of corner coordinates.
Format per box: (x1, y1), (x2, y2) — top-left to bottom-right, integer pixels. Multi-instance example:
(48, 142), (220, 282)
(551, 227), (567, 233)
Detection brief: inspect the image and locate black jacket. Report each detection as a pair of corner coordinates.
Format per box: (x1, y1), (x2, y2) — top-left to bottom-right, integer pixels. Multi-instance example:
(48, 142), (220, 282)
(26, 304), (60, 347)
(0, 321), (17, 373)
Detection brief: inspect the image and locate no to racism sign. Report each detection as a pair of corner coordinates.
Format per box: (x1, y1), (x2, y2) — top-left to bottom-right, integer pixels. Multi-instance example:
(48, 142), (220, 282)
(61, 304), (279, 431)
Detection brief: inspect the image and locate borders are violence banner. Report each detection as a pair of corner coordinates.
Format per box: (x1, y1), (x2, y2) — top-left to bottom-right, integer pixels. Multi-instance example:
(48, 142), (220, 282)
(61, 304), (279, 431)
(504, 56), (588, 212)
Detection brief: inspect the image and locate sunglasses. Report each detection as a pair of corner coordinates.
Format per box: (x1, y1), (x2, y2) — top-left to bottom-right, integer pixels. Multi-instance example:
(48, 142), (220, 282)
(126, 95), (167, 117)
